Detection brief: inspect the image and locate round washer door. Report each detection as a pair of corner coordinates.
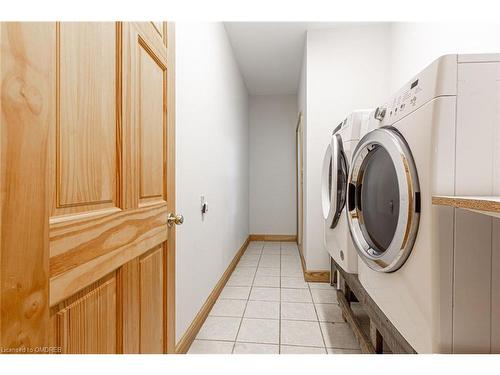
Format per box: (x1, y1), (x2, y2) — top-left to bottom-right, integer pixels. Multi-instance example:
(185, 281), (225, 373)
(321, 134), (348, 229)
(346, 127), (420, 273)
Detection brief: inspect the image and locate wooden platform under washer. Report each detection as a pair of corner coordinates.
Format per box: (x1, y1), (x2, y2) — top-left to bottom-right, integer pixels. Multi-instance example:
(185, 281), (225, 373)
(332, 259), (416, 354)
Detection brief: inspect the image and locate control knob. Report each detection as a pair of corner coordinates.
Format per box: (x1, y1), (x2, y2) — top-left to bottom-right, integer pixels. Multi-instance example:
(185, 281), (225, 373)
(374, 106), (387, 121)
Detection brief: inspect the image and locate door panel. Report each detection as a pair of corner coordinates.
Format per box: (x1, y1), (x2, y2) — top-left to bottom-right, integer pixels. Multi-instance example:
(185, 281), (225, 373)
(120, 258), (140, 353)
(57, 23), (117, 209)
(120, 246), (165, 354)
(52, 22), (119, 217)
(138, 43), (166, 202)
(139, 246), (164, 353)
(51, 273), (117, 354)
(123, 23), (168, 207)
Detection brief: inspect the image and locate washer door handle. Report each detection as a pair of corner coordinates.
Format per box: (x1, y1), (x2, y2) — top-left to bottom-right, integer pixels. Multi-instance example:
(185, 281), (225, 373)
(348, 183), (356, 212)
(356, 183), (363, 211)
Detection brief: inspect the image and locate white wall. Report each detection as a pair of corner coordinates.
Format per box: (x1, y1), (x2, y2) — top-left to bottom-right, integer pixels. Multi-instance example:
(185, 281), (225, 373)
(249, 95), (297, 235)
(303, 24), (392, 270)
(389, 22), (500, 91)
(175, 22), (249, 343)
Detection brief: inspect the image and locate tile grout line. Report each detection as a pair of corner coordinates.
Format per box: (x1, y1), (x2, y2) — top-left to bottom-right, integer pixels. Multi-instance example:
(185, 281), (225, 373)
(209, 314), (340, 323)
(310, 282), (329, 352)
(231, 243), (263, 354)
(222, 284), (332, 292)
(196, 337), (331, 350)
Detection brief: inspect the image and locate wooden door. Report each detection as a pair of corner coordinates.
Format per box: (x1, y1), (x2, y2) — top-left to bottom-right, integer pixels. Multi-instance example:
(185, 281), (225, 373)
(0, 22), (177, 354)
(296, 113), (304, 249)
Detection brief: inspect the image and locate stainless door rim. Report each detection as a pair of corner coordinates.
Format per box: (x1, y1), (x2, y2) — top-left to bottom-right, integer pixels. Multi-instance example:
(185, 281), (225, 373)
(331, 133), (348, 229)
(321, 133), (346, 228)
(321, 142), (334, 222)
(347, 127), (420, 273)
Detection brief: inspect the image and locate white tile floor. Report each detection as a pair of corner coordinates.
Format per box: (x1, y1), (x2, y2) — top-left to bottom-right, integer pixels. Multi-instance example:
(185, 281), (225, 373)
(188, 241), (361, 354)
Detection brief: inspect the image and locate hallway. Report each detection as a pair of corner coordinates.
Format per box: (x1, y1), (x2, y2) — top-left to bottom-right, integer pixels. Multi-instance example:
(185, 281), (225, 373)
(188, 241), (361, 354)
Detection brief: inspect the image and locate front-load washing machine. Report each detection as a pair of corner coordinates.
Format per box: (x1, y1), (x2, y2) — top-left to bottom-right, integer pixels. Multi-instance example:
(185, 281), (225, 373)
(322, 110), (370, 274)
(347, 54), (500, 353)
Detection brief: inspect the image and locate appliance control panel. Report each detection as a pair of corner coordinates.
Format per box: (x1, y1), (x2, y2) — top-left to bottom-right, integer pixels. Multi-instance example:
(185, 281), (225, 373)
(376, 54), (458, 126)
(387, 78), (423, 119)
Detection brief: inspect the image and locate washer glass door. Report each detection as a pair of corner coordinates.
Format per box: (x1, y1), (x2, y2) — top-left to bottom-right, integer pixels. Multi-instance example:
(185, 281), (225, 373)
(347, 127), (420, 272)
(360, 146), (400, 252)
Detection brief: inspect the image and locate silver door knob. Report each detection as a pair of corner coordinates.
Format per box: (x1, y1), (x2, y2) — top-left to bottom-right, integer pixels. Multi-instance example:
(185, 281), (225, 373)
(167, 213), (184, 227)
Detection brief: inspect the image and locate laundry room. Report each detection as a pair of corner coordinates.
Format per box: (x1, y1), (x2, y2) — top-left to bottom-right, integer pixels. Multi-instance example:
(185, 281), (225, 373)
(175, 20), (500, 355)
(2, 1), (500, 373)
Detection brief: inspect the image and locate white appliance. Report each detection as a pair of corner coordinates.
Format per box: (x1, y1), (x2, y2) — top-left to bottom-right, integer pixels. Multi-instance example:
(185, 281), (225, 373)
(322, 110), (370, 274)
(346, 54), (500, 353)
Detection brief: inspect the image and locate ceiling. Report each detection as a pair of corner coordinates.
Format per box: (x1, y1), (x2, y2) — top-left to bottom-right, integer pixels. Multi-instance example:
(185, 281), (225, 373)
(224, 22), (342, 95)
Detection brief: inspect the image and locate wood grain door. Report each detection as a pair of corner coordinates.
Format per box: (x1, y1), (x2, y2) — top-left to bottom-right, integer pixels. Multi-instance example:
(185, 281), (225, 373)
(296, 113), (304, 249)
(0, 22), (177, 354)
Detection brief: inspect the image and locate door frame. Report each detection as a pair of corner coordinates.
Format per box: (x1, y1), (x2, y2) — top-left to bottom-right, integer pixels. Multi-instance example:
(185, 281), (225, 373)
(296, 112), (304, 252)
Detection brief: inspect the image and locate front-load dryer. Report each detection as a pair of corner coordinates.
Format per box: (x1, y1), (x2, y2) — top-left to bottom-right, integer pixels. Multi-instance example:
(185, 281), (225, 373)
(347, 54), (500, 353)
(322, 110), (370, 274)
